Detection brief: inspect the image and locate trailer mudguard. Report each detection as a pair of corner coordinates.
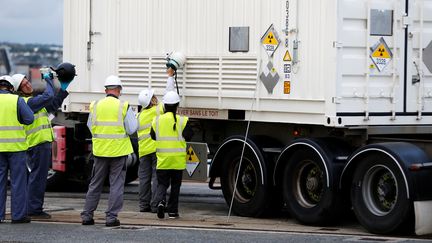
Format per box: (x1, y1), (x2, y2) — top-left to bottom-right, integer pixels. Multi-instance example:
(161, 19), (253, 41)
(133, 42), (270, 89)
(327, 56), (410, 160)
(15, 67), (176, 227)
(273, 137), (351, 187)
(209, 135), (279, 216)
(209, 135), (267, 189)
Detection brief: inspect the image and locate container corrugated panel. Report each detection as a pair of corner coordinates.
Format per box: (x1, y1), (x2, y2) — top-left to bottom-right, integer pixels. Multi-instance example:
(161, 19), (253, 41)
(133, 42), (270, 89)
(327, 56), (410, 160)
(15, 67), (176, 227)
(63, 0), (432, 126)
(408, 0), (432, 113)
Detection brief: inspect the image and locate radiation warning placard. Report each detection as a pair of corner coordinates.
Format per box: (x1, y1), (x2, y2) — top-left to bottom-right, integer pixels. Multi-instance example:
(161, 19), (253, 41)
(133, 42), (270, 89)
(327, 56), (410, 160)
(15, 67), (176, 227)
(261, 24), (280, 57)
(370, 37), (393, 72)
(186, 145), (200, 176)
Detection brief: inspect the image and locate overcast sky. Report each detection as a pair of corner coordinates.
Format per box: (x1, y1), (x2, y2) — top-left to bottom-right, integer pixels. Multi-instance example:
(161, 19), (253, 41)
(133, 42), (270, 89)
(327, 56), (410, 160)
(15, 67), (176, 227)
(0, 0), (63, 45)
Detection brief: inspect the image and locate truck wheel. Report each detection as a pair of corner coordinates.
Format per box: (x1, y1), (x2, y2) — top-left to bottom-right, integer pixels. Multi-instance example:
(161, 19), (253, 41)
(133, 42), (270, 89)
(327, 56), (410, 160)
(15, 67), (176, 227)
(220, 148), (269, 217)
(282, 147), (339, 224)
(351, 154), (413, 234)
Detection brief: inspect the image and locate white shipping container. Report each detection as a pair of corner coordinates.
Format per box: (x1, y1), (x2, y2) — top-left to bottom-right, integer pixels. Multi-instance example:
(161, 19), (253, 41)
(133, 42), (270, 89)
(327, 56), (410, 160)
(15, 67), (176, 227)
(62, 0), (432, 127)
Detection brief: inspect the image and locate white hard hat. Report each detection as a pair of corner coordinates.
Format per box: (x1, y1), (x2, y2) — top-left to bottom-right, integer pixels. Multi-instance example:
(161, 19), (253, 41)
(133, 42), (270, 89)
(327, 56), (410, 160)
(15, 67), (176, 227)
(163, 91), (180, 104)
(166, 52), (186, 70)
(0, 75), (14, 89)
(138, 88), (154, 108)
(11, 74), (26, 91)
(104, 75), (123, 88)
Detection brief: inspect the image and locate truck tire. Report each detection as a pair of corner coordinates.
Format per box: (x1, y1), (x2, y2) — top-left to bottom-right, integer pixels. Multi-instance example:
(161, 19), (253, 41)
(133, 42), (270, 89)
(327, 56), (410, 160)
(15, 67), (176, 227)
(351, 153), (413, 234)
(282, 147), (340, 224)
(220, 147), (269, 217)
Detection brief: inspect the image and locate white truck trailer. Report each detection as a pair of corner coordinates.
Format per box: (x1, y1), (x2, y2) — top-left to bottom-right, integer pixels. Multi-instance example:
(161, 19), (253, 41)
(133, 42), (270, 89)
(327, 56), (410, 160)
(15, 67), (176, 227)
(57, 0), (432, 235)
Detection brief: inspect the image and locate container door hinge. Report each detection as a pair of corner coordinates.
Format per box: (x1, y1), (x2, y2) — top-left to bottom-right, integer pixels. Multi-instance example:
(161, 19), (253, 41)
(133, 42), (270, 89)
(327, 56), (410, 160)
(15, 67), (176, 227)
(333, 41), (343, 48)
(402, 15), (412, 28)
(332, 97), (341, 104)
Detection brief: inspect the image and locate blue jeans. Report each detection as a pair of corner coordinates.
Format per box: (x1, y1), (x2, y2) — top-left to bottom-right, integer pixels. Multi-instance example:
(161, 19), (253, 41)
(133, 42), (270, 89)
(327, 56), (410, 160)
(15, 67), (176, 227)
(27, 142), (52, 214)
(0, 151), (28, 220)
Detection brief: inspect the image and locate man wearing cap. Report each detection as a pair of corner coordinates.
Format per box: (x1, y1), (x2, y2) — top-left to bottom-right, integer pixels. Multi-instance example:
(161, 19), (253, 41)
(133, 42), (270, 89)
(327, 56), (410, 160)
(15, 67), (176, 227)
(81, 75), (138, 227)
(0, 75), (34, 224)
(11, 73), (71, 219)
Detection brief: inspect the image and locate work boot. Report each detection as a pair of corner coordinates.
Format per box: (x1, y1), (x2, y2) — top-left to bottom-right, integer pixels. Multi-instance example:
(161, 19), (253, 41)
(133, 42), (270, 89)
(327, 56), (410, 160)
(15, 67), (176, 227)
(105, 219), (120, 227)
(157, 201), (165, 219)
(168, 213), (179, 219)
(82, 218), (95, 225)
(11, 217), (31, 224)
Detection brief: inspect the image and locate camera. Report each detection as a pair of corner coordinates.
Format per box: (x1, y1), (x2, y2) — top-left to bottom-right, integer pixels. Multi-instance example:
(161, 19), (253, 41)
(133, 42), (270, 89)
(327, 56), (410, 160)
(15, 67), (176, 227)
(39, 67), (56, 80)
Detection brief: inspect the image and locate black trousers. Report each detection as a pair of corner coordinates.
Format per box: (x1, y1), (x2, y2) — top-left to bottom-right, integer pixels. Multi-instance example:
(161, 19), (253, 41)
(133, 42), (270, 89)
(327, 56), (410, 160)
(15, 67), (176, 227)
(155, 169), (183, 214)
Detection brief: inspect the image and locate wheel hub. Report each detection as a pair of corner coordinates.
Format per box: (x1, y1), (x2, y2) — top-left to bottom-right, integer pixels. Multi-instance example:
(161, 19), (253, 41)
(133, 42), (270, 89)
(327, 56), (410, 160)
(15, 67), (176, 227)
(362, 165), (398, 216)
(241, 173), (253, 192)
(232, 161), (257, 201)
(306, 176), (318, 191)
(376, 172), (396, 210)
(294, 161), (324, 208)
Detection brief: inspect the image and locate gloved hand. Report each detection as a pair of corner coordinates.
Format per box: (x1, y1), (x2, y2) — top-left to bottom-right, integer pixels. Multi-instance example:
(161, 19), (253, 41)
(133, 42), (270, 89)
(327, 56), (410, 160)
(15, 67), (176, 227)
(60, 81), (70, 91)
(42, 72), (54, 80)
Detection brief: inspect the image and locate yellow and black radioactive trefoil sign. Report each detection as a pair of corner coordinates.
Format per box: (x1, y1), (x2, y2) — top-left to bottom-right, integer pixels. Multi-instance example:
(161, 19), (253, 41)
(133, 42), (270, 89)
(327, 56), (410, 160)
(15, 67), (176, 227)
(371, 44), (391, 58)
(370, 37), (393, 72)
(187, 146), (200, 163)
(261, 24), (280, 57)
(263, 32), (277, 45)
(186, 145), (200, 177)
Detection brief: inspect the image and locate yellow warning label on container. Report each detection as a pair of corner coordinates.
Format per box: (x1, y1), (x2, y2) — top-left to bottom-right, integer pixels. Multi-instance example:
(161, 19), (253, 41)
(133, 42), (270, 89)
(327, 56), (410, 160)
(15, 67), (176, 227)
(371, 43), (391, 58)
(284, 81), (291, 94)
(263, 32), (278, 45)
(186, 146), (200, 163)
(261, 24), (280, 57)
(370, 37), (393, 72)
(283, 50), (292, 61)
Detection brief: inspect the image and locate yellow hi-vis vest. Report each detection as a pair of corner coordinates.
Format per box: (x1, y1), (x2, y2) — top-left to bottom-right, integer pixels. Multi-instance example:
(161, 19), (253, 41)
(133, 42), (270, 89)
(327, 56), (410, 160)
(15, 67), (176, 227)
(24, 97), (54, 148)
(0, 94), (28, 152)
(90, 96), (133, 157)
(137, 103), (164, 158)
(152, 112), (188, 170)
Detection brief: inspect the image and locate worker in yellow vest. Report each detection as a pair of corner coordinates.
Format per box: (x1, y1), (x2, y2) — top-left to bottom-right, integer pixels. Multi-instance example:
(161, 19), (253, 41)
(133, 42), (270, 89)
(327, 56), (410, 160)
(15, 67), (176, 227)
(136, 88), (164, 213)
(150, 91), (193, 219)
(0, 75), (34, 224)
(11, 72), (71, 219)
(81, 75), (138, 227)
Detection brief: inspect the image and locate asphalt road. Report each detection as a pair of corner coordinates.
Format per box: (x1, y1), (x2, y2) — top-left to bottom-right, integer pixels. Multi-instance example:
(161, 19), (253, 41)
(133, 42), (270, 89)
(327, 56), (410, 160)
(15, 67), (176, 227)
(0, 222), (430, 243)
(2, 181), (432, 242)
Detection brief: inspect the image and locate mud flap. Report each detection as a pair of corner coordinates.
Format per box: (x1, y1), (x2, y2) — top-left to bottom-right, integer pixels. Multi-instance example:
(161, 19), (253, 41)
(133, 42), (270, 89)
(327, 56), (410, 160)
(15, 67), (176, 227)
(414, 200), (432, 235)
